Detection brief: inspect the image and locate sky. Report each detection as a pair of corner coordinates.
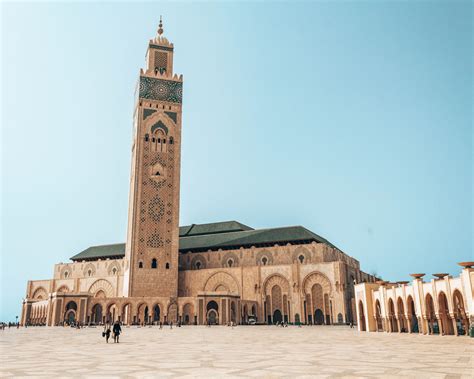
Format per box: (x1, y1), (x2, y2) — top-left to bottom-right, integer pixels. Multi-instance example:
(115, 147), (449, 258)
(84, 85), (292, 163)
(1, 1), (472, 321)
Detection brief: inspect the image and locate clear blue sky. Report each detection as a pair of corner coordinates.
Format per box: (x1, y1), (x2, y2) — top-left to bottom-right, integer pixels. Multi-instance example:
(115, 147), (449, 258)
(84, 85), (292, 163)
(1, 2), (472, 321)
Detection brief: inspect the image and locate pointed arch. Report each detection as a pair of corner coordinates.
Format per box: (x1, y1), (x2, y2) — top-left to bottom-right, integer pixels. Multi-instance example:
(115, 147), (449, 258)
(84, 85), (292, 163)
(88, 279), (114, 298)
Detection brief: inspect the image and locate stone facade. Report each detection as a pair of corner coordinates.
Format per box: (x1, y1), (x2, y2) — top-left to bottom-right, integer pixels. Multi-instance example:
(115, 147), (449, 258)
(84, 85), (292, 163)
(355, 264), (473, 336)
(21, 22), (377, 327)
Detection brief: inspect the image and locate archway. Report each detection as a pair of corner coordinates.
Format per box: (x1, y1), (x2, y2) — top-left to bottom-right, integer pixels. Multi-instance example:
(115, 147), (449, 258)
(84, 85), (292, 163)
(273, 309), (283, 324)
(183, 303), (194, 325)
(121, 303), (131, 325)
(314, 309), (325, 325)
(397, 297), (407, 332)
(207, 301), (219, 325)
(153, 304), (161, 323)
(106, 303), (118, 323)
(358, 301), (366, 331)
(452, 290), (468, 335)
(64, 301), (77, 324)
(407, 296), (418, 333)
(425, 294), (438, 334)
(375, 300), (383, 331)
(91, 303), (103, 324)
(438, 292), (454, 335)
(388, 298), (398, 332)
(167, 303), (178, 324)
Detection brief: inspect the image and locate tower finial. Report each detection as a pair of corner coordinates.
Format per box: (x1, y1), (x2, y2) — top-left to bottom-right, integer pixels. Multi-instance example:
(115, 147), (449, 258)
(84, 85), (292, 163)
(158, 15), (164, 36)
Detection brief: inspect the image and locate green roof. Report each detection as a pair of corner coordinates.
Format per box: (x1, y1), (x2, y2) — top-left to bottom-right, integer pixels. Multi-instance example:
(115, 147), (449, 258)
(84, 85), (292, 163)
(70, 221), (339, 261)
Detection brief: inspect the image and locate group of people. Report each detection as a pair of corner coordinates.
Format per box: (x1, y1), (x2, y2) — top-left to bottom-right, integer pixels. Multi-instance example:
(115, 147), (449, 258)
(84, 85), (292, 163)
(0, 322), (19, 330)
(103, 321), (122, 343)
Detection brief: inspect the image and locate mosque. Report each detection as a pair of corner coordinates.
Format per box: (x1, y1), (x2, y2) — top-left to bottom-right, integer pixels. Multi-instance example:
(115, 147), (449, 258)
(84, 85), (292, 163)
(29, 20), (472, 330)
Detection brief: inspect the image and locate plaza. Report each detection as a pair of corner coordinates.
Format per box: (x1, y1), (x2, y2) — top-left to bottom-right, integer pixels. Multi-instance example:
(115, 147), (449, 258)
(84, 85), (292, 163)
(1, 326), (472, 378)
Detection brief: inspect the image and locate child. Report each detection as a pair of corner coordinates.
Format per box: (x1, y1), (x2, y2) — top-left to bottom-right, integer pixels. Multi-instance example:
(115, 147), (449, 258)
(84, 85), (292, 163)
(104, 325), (111, 343)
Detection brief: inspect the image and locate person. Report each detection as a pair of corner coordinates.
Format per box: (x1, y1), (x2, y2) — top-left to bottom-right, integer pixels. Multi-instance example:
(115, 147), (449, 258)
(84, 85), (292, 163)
(113, 321), (121, 343)
(104, 324), (111, 343)
(349, 321), (354, 329)
(159, 321), (162, 329)
(170, 321), (173, 329)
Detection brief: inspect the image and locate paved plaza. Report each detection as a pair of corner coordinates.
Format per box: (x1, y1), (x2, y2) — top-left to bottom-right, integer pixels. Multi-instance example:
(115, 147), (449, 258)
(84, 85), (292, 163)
(0, 325), (472, 378)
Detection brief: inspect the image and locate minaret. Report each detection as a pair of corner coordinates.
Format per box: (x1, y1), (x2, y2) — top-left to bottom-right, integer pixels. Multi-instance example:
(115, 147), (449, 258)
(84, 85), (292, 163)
(123, 18), (183, 298)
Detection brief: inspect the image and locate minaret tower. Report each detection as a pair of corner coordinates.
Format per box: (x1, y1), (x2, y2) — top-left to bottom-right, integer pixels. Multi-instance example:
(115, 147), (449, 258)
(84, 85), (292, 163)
(123, 18), (183, 298)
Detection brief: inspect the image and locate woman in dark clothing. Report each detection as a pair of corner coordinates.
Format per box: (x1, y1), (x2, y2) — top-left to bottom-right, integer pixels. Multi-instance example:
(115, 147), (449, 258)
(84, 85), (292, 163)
(113, 321), (122, 343)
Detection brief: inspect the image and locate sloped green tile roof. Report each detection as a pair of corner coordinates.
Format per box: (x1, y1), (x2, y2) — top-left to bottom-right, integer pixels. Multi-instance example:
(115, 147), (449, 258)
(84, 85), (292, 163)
(70, 243), (126, 261)
(70, 221), (339, 261)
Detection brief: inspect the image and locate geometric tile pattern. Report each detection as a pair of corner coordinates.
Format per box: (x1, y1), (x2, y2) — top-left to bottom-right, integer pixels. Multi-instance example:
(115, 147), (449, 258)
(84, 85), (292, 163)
(139, 77), (182, 104)
(1, 326), (471, 378)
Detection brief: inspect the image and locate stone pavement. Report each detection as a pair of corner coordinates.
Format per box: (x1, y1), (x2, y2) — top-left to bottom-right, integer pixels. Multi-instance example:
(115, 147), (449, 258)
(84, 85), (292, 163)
(0, 325), (472, 378)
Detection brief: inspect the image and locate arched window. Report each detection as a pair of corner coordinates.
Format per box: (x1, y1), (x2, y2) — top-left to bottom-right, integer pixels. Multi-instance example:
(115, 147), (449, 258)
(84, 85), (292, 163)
(153, 129), (167, 152)
(196, 261), (201, 270)
(138, 261), (143, 269)
(87, 269), (92, 277)
(151, 258), (157, 269)
(64, 271), (69, 279)
(112, 267), (117, 275)
(298, 255), (305, 264)
(169, 137), (174, 144)
(145, 134), (149, 142)
(262, 257), (268, 266)
(227, 259), (233, 267)
(165, 262), (170, 269)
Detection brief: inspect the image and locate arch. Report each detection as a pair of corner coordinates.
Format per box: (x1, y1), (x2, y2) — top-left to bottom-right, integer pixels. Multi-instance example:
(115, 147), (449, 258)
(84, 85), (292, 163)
(153, 304), (161, 322)
(221, 252), (239, 268)
(387, 298), (398, 332)
(167, 302), (178, 323)
(136, 303), (149, 324)
(65, 301), (77, 311)
(88, 279), (114, 298)
(95, 290), (106, 299)
(83, 263), (96, 277)
(263, 274), (290, 295)
(311, 283), (324, 314)
(358, 301), (366, 331)
(107, 261), (120, 276)
(438, 292), (454, 335)
(271, 284), (283, 314)
(183, 303), (194, 325)
(302, 271), (332, 296)
(60, 266), (72, 279)
(295, 313), (301, 324)
(255, 250), (273, 266)
(397, 297), (407, 332)
(191, 254), (206, 270)
(452, 289), (468, 335)
(106, 302), (119, 323)
(406, 296), (418, 333)
(32, 287), (48, 300)
(151, 258), (158, 269)
(337, 313), (343, 324)
(273, 309), (283, 324)
(425, 293), (438, 334)
(207, 301), (219, 325)
(121, 303), (132, 325)
(150, 120), (169, 135)
(292, 246), (310, 263)
(56, 285), (70, 293)
(204, 271), (239, 294)
(375, 299), (383, 331)
(314, 309), (325, 325)
(91, 303), (103, 324)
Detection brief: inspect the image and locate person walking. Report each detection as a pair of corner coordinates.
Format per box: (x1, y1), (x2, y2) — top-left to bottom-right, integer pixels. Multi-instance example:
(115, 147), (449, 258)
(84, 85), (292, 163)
(103, 324), (111, 343)
(113, 321), (121, 343)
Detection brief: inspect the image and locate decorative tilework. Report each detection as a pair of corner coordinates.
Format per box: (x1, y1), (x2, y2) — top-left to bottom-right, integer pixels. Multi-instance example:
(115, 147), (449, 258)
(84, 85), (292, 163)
(143, 109), (157, 120)
(164, 111), (177, 123)
(139, 76), (183, 103)
(151, 120), (168, 135)
(150, 44), (174, 52)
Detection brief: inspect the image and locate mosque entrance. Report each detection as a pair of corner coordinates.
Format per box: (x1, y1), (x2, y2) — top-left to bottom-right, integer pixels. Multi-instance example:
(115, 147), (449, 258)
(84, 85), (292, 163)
(273, 309), (282, 324)
(314, 309), (325, 325)
(207, 300), (219, 325)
